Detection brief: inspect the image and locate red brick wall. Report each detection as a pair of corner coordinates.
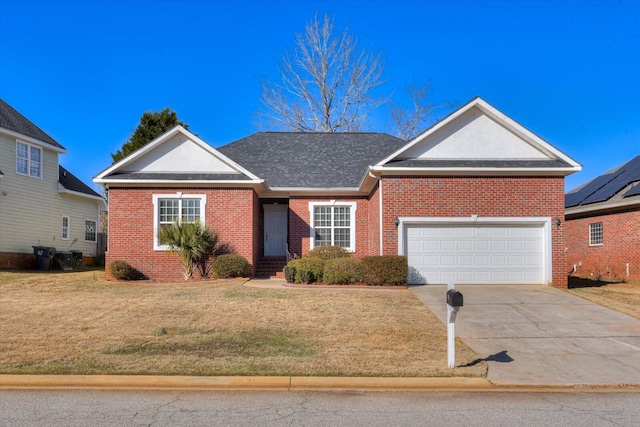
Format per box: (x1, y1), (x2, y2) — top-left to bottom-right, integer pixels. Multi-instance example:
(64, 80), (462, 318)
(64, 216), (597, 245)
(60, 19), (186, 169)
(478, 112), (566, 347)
(0, 252), (36, 269)
(566, 209), (640, 280)
(381, 176), (567, 287)
(106, 187), (257, 281)
(368, 183), (381, 256)
(288, 196), (371, 258)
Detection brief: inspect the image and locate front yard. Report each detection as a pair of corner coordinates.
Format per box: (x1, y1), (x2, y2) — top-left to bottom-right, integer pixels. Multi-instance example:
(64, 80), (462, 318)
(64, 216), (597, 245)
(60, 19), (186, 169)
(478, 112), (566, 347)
(0, 269), (486, 378)
(565, 276), (640, 320)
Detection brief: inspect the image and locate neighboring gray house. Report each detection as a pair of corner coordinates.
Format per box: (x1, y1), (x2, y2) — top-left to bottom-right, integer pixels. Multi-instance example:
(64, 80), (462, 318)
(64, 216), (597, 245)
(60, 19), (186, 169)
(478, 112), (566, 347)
(0, 99), (106, 268)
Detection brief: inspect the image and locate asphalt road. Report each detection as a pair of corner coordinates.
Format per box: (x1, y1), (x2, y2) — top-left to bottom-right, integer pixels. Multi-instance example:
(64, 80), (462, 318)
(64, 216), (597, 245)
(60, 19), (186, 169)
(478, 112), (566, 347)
(2, 389), (639, 426)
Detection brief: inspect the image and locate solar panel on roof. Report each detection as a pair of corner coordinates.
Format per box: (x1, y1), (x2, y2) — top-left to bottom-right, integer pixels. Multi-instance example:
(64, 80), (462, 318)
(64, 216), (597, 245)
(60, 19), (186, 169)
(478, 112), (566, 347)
(566, 156), (640, 206)
(623, 182), (640, 198)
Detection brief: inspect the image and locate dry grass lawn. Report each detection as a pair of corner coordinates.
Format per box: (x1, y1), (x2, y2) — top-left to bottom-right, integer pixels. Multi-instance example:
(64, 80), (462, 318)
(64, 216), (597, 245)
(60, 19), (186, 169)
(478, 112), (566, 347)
(564, 276), (640, 320)
(0, 269), (486, 378)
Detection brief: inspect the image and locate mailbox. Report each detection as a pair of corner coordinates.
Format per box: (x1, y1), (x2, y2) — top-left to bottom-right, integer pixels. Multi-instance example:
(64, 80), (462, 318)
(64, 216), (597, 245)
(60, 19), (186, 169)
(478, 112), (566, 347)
(446, 289), (463, 307)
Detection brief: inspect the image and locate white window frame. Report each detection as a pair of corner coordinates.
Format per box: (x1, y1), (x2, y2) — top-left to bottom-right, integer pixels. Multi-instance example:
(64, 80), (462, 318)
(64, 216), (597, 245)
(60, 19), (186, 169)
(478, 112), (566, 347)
(589, 222), (603, 246)
(152, 193), (207, 250)
(16, 140), (42, 178)
(62, 216), (70, 240)
(308, 201), (357, 252)
(84, 219), (97, 242)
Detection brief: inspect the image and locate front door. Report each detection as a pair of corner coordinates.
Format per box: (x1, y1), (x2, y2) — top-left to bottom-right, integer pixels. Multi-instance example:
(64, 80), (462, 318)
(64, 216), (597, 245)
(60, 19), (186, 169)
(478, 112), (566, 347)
(264, 204), (288, 256)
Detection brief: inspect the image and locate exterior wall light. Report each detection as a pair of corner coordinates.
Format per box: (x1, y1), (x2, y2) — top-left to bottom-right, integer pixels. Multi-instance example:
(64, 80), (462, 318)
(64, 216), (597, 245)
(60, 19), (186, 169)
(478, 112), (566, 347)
(555, 217), (561, 228)
(394, 217), (399, 228)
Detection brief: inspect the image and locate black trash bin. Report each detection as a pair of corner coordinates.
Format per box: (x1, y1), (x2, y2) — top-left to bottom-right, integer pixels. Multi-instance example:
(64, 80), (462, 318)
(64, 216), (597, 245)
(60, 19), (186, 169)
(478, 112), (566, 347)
(71, 250), (83, 268)
(33, 246), (56, 271)
(55, 251), (74, 271)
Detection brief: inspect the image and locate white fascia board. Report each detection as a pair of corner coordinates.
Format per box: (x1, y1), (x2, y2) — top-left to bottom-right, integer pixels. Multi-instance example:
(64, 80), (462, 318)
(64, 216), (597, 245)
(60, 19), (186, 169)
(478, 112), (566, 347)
(375, 98), (481, 166)
(94, 126), (262, 182)
(58, 187), (107, 209)
(0, 127), (67, 153)
(96, 178), (265, 188)
(370, 165), (581, 176)
(375, 97), (582, 170)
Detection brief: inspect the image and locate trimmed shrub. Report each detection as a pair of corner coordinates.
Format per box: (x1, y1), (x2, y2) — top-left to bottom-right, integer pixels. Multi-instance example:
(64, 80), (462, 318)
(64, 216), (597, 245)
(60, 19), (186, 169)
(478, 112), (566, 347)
(294, 257), (326, 284)
(323, 257), (364, 285)
(283, 259), (300, 283)
(361, 256), (408, 286)
(305, 245), (350, 260)
(212, 254), (250, 279)
(109, 260), (133, 280)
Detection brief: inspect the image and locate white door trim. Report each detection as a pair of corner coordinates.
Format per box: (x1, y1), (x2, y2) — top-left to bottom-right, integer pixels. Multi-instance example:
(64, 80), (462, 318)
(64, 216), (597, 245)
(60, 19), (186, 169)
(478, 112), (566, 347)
(397, 216), (552, 285)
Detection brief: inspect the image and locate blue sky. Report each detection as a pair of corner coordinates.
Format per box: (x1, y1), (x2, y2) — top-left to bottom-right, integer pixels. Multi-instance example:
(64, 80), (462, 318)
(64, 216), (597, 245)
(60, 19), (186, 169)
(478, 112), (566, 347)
(1, 0), (638, 193)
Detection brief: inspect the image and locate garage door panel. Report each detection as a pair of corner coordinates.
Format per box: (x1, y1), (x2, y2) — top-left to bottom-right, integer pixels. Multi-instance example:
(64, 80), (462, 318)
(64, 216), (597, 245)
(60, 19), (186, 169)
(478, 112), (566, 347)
(406, 223), (545, 285)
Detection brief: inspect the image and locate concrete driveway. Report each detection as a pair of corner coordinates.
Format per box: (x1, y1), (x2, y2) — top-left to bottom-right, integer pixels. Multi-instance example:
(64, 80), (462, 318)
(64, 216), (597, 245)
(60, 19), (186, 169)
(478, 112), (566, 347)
(410, 284), (640, 387)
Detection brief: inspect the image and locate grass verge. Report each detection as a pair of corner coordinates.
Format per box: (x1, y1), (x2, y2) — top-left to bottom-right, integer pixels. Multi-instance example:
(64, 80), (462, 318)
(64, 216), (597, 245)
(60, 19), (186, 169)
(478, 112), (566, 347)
(0, 269), (486, 377)
(565, 276), (640, 320)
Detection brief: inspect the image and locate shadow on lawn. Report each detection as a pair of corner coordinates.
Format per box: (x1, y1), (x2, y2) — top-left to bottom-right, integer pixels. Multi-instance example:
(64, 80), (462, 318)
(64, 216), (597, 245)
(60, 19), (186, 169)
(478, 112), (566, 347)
(567, 276), (618, 289)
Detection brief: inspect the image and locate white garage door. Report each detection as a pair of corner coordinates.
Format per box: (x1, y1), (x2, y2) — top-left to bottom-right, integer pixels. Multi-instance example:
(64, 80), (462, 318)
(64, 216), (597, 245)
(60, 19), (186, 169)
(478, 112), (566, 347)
(406, 223), (545, 285)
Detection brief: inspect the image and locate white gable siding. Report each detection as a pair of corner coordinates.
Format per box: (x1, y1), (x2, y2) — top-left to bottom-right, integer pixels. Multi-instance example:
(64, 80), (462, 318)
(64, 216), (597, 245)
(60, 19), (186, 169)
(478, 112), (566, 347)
(0, 132), (101, 257)
(401, 107), (549, 160)
(123, 133), (239, 173)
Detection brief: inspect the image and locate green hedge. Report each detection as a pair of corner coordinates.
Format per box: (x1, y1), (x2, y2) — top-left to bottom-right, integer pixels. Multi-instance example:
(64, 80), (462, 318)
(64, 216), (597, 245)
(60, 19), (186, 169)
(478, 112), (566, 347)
(212, 254), (250, 278)
(323, 258), (364, 285)
(361, 256), (408, 286)
(305, 245), (350, 260)
(294, 257), (325, 284)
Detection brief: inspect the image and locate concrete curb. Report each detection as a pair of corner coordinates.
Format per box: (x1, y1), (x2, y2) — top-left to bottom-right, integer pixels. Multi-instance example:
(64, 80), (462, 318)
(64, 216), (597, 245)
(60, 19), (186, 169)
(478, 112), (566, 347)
(0, 375), (492, 391)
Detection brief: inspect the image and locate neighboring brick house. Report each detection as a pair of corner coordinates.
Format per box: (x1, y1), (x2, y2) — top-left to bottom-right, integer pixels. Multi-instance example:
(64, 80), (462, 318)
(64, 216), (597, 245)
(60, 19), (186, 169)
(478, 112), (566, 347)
(0, 99), (107, 268)
(565, 156), (640, 280)
(94, 98), (581, 286)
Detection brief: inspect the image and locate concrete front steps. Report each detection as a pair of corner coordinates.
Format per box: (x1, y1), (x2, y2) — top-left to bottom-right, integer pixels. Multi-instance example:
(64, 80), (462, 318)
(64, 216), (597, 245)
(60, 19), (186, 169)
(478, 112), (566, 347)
(255, 257), (287, 279)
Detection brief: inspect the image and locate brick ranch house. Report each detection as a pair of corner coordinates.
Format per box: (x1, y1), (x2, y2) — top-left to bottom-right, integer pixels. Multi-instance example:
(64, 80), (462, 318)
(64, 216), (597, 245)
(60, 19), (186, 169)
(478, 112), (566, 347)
(94, 98), (581, 286)
(565, 155), (640, 280)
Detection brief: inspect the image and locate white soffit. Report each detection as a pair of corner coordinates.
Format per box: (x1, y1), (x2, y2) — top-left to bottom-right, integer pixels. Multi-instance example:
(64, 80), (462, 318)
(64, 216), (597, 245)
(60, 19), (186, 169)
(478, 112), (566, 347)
(94, 126), (262, 181)
(402, 108), (549, 160)
(377, 98), (581, 168)
(123, 132), (237, 173)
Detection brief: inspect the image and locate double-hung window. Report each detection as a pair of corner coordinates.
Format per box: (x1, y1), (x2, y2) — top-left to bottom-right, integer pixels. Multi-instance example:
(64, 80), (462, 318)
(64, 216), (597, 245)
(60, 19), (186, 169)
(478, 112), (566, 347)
(85, 220), (97, 242)
(589, 222), (603, 246)
(62, 216), (70, 240)
(16, 141), (42, 178)
(153, 194), (207, 250)
(309, 201), (357, 252)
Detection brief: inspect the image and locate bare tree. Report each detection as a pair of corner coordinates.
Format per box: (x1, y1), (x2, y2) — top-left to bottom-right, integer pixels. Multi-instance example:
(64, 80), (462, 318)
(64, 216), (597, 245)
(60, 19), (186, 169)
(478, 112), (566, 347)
(258, 14), (386, 132)
(390, 79), (448, 141)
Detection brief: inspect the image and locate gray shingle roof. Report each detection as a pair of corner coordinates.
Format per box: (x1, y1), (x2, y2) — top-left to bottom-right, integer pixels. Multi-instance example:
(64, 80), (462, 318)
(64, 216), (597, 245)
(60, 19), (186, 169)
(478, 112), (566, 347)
(59, 166), (102, 198)
(387, 159), (572, 168)
(0, 99), (64, 149)
(217, 132), (406, 188)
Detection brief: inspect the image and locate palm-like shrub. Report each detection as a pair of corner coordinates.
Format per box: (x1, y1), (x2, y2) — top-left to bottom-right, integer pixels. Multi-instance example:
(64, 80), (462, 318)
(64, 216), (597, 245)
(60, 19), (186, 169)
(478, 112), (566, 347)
(158, 221), (219, 279)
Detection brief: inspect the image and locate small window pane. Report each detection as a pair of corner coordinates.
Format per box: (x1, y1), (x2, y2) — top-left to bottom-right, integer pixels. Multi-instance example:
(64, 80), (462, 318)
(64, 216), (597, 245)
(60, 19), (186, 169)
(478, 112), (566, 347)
(315, 228), (332, 246)
(334, 206), (350, 227)
(16, 158), (28, 175)
(181, 199), (200, 223)
(333, 228), (350, 248)
(85, 220), (97, 242)
(62, 217), (69, 239)
(589, 222), (603, 246)
(314, 207), (331, 227)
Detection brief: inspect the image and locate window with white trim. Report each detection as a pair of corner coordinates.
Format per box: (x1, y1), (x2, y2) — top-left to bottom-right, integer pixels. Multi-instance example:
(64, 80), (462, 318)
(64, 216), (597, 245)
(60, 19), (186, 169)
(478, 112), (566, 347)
(153, 194), (207, 250)
(589, 222), (603, 246)
(85, 220), (97, 242)
(16, 141), (42, 178)
(309, 201), (357, 252)
(62, 216), (70, 240)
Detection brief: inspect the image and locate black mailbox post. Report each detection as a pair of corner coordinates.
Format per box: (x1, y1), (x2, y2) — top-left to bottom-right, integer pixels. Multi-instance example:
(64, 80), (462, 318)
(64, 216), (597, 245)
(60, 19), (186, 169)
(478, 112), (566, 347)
(446, 289), (464, 307)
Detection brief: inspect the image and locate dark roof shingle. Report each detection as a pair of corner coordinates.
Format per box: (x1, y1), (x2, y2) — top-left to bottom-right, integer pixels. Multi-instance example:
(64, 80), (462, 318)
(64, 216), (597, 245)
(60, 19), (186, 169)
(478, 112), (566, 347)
(217, 132), (406, 188)
(59, 166), (102, 198)
(0, 99), (64, 149)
